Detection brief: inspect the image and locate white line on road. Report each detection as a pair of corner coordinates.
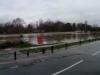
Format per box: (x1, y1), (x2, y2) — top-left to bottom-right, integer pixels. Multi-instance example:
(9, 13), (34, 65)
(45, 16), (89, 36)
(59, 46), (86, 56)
(52, 60), (83, 75)
(92, 51), (100, 56)
(9, 66), (18, 69)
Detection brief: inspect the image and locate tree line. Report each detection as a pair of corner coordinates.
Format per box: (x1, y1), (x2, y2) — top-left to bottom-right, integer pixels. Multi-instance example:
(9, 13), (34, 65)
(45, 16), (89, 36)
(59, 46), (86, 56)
(0, 18), (100, 34)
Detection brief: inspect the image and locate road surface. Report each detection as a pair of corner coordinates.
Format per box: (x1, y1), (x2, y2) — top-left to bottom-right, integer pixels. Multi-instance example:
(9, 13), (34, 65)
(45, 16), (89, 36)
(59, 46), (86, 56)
(0, 41), (100, 75)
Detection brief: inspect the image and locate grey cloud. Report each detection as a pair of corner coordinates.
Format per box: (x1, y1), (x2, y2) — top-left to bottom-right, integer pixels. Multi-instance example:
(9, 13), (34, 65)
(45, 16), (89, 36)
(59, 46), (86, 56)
(0, 0), (100, 25)
(0, 15), (15, 23)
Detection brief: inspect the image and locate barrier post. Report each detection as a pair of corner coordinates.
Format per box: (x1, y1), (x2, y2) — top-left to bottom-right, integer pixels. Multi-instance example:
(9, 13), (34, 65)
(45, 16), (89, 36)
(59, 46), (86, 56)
(42, 48), (45, 54)
(27, 51), (29, 57)
(51, 46), (53, 53)
(89, 39), (90, 43)
(14, 51), (16, 60)
(65, 43), (67, 49)
(79, 41), (81, 46)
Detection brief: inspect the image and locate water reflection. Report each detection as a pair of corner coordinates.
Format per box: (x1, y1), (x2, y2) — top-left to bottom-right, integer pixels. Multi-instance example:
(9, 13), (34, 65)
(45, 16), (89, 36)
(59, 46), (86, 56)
(0, 33), (100, 44)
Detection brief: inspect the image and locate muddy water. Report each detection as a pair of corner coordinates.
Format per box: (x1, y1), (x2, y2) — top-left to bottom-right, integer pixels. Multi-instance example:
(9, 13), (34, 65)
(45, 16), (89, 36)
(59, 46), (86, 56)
(0, 32), (99, 44)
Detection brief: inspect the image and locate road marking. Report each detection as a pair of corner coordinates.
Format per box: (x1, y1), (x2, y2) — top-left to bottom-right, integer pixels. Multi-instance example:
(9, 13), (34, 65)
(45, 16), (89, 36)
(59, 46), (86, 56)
(92, 51), (100, 56)
(10, 66), (18, 68)
(52, 60), (83, 75)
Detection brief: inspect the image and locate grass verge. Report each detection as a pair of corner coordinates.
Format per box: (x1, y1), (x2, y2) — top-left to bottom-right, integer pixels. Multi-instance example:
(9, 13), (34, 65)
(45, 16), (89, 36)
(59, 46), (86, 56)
(14, 42), (61, 48)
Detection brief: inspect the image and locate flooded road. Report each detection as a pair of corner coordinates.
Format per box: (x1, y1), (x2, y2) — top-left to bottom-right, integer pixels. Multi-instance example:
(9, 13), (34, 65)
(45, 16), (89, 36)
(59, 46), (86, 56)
(0, 32), (99, 44)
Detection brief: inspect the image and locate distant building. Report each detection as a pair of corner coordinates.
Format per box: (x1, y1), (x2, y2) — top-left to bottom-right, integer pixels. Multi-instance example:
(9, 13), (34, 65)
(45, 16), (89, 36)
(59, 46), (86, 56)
(75, 30), (81, 33)
(33, 30), (45, 33)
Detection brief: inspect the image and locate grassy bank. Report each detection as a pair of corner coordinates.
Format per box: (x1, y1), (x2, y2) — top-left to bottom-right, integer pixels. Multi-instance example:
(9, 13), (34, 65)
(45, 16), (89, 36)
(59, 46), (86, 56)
(20, 38), (100, 54)
(0, 40), (32, 49)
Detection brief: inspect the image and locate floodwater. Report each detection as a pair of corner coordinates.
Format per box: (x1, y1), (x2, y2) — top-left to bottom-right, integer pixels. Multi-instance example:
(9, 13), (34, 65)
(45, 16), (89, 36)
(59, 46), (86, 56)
(0, 32), (100, 44)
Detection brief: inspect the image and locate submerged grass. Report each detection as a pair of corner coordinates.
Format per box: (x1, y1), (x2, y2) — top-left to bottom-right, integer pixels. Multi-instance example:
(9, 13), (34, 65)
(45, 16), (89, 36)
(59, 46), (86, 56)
(14, 42), (60, 48)
(20, 38), (100, 54)
(14, 43), (33, 48)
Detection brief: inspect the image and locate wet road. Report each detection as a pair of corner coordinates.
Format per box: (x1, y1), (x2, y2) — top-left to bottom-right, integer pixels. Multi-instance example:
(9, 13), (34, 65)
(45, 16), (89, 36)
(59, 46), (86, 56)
(0, 41), (100, 75)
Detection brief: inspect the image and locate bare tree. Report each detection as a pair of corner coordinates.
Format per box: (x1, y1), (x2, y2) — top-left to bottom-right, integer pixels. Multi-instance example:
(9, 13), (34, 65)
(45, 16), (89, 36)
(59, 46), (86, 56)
(12, 17), (25, 26)
(84, 20), (88, 32)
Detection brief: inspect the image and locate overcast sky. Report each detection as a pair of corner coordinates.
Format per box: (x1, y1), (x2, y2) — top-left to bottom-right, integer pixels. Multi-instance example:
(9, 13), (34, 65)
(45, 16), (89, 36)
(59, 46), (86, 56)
(0, 0), (100, 25)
